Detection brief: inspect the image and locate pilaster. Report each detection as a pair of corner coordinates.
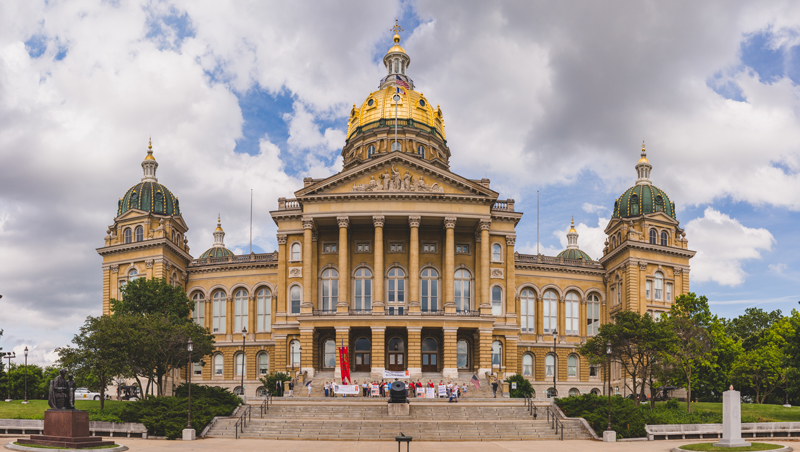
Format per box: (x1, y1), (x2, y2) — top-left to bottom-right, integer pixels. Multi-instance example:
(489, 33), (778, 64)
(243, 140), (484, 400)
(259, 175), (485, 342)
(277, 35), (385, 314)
(300, 327), (314, 377)
(301, 218), (314, 314)
(273, 334), (287, 374)
(407, 327), (422, 378)
(373, 216), (385, 313)
(505, 235), (517, 319)
(408, 216), (421, 312)
(337, 216), (349, 313)
(479, 220), (491, 313)
(276, 234), (287, 322)
(442, 327), (458, 379)
(371, 326), (386, 378)
(443, 217), (457, 313)
(477, 328), (493, 377)
(505, 336), (519, 375)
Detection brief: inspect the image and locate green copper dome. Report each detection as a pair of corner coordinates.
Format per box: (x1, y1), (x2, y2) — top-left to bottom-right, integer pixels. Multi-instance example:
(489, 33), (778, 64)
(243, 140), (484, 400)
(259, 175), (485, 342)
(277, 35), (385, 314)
(199, 246), (235, 259)
(117, 181), (180, 217)
(557, 248), (592, 261)
(613, 184), (675, 220)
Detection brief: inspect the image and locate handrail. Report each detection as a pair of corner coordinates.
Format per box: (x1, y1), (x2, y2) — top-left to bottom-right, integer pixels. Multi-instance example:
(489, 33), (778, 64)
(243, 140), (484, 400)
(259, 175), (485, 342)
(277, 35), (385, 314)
(545, 406), (564, 440)
(260, 393), (272, 418)
(234, 405), (251, 439)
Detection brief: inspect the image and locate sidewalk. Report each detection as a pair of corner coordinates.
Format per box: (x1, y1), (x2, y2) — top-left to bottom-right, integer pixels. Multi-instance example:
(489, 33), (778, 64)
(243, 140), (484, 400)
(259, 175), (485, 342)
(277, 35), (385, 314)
(3, 437), (795, 452)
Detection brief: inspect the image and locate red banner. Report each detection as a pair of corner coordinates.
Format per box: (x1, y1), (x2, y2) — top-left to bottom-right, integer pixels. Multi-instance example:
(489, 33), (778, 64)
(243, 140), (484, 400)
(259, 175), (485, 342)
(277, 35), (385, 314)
(338, 346), (351, 384)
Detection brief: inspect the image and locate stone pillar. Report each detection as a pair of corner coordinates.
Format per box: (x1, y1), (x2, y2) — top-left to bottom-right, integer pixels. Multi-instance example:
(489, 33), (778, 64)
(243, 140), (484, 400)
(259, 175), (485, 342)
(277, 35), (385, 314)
(276, 234), (288, 322)
(626, 262), (638, 313)
(505, 235), (516, 321)
(474, 230), (481, 309)
(371, 326), (386, 379)
(408, 216), (421, 312)
(442, 327), (458, 379)
(477, 328), (493, 377)
(505, 336), (518, 376)
(274, 334), (287, 373)
(337, 216), (349, 313)
(334, 327), (350, 381)
(479, 220), (491, 313)
(407, 327), (422, 378)
(301, 218), (314, 314)
(300, 327), (315, 378)
(443, 217), (457, 313)
(714, 388), (750, 448)
(373, 216), (385, 314)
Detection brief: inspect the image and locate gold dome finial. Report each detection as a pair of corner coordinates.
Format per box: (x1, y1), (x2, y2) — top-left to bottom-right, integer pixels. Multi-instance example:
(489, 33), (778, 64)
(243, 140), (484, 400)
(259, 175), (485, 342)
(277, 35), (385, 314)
(215, 214), (223, 232)
(569, 217), (577, 233)
(638, 139), (649, 164)
(145, 137), (156, 160)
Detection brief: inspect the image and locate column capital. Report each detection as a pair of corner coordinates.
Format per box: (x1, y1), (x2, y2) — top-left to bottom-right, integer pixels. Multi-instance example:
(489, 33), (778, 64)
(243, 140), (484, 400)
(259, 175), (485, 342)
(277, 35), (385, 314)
(506, 235), (517, 246)
(674, 267), (683, 275)
(373, 215), (385, 228)
(407, 326), (423, 334)
(443, 217), (457, 229)
(277, 234), (288, 245)
(408, 215), (421, 228)
(443, 327), (459, 334)
(335, 326), (351, 334)
(302, 217), (315, 229)
(479, 219), (491, 231)
(370, 326), (386, 333)
(337, 216), (350, 228)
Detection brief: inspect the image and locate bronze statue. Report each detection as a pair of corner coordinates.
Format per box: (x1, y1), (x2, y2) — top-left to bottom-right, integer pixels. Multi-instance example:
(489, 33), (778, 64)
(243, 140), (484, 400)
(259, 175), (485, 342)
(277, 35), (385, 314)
(47, 369), (74, 410)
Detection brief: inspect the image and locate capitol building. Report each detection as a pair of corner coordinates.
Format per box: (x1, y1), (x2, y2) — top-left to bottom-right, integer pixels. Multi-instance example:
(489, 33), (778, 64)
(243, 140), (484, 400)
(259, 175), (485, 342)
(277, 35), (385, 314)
(97, 30), (695, 398)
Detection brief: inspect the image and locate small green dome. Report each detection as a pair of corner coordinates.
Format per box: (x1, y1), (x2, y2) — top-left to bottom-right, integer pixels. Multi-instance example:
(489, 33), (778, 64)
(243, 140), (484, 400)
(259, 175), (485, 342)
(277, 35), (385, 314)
(199, 247), (235, 259)
(557, 248), (592, 261)
(613, 184), (675, 220)
(117, 181), (180, 217)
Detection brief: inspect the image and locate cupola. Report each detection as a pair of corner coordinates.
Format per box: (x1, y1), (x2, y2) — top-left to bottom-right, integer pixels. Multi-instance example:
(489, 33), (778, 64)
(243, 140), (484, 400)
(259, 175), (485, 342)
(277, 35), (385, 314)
(557, 218), (592, 261)
(117, 139), (181, 217)
(199, 215), (235, 259)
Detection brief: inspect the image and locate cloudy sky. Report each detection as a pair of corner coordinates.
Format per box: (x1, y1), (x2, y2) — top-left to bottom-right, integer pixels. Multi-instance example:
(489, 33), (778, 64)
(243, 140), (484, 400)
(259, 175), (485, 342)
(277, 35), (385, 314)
(1, 1), (799, 365)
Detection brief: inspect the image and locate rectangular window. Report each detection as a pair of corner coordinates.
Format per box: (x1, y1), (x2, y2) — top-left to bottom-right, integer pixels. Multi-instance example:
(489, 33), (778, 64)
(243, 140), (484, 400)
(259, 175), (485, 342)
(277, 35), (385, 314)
(355, 242), (371, 253)
(589, 365), (599, 377)
(213, 299), (226, 334)
(234, 297), (248, 333)
(586, 303), (600, 336)
(193, 362), (202, 376)
(389, 242), (404, 253)
(193, 301), (205, 326)
(521, 297), (535, 333)
(666, 283), (673, 303)
(456, 244), (470, 254)
(257, 292), (271, 332)
(646, 280), (651, 299)
(566, 301), (579, 335)
(322, 243), (337, 253)
(422, 242), (437, 253)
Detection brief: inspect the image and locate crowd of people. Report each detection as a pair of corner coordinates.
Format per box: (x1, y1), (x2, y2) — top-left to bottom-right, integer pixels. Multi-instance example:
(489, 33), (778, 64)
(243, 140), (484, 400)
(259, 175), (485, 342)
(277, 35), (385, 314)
(320, 379), (470, 400)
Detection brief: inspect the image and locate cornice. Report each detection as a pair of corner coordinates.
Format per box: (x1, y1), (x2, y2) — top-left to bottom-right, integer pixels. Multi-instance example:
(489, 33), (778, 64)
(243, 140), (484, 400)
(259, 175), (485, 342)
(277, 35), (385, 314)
(515, 261), (606, 276)
(96, 237), (192, 263)
(598, 240), (696, 265)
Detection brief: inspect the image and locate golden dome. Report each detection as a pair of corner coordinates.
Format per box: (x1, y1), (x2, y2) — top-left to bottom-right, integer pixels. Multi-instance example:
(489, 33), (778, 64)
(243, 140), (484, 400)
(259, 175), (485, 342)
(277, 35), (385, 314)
(568, 217), (577, 233)
(388, 33), (406, 54)
(145, 138), (156, 160)
(638, 140), (649, 164)
(347, 86), (445, 139)
(215, 214), (223, 232)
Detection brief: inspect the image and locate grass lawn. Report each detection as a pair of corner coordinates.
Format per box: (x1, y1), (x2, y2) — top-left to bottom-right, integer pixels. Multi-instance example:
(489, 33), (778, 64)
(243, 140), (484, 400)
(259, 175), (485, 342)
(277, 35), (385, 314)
(0, 399), (127, 420)
(678, 443), (784, 451)
(688, 402), (800, 423)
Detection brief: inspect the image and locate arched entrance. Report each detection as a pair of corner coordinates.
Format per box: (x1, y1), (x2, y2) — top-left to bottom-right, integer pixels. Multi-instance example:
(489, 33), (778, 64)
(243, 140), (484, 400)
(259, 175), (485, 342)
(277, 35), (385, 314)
(354, 337), (371, 372)
(387, 337), (405, 371)
(421, 338), (438, 372)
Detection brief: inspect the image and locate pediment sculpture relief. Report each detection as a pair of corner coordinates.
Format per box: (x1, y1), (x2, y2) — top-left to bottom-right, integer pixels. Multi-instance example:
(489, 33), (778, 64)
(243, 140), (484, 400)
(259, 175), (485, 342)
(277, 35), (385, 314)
(351, 164), (444, 193)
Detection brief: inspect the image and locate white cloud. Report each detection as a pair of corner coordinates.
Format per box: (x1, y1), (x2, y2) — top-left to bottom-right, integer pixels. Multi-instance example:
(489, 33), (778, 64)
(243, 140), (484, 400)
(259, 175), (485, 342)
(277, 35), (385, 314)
(685, 207), (775, 286)
(582, 203), (608, 214)
(769, 263), (788, 274)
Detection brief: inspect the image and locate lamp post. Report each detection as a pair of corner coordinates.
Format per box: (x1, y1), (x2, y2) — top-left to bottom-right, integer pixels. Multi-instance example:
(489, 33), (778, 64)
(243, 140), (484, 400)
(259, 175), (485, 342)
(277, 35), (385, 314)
(551, 329), (557, 398)
(184, 338), (194, 441)
(3, 352), (15, 402)
(23, 347), (28, 404)
(606, 341), (612, 431)
(240, 327), (247, 399)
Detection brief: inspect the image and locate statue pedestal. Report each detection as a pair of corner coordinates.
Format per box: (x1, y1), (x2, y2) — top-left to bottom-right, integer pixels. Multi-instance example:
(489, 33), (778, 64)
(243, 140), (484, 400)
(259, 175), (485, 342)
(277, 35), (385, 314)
(17, 410), (115, 449)
(713, 389), (750, 448)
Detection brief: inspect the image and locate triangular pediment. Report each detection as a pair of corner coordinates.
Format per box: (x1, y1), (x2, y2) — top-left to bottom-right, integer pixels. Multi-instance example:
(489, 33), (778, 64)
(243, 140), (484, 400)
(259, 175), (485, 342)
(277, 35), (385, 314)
(295, 153), (498, 199)
(114, 210), (188, 230)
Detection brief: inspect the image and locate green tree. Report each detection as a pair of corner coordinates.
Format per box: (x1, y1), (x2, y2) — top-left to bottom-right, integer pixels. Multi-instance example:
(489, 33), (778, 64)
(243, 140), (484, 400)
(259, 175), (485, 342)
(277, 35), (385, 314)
(726, 308), (783, 351)
(730, 343), (785, 404)
(692, 317), (743, 402)
(110, 277), (193, 320)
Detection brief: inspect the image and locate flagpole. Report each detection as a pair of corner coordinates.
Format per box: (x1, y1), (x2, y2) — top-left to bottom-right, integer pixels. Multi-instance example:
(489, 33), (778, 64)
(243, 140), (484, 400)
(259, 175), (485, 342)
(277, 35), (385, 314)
(249, 188), (253, 254)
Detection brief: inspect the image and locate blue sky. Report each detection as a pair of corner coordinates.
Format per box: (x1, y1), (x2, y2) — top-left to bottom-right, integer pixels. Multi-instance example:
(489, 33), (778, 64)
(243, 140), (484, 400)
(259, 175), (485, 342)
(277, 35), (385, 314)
(1, 1), (800, 363)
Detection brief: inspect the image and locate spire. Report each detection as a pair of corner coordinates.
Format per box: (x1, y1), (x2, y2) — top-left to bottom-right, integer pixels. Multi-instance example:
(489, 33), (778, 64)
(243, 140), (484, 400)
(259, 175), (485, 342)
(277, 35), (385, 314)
(635, 140), (652, 185)
(566, 218), (579, 249)
(141, 138), (159, 182)
(213, 214), (226, 248)
(380, 20), (414, 91)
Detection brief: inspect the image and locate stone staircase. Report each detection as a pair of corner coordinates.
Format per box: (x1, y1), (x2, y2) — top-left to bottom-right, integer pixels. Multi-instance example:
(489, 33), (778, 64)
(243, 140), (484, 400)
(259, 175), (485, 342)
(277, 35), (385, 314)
(206, 400), (594, 441)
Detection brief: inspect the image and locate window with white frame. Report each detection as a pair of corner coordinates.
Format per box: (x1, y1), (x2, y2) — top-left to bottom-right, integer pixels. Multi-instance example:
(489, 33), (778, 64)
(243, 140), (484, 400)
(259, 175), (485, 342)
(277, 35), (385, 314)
(546, 354), (555, 377)
(457, 340), (469, 369)
(353, 268), (372, 310)
(520, 288), (535, 333)
(235, 353), (245, 376)
(212, 291), (226, 334)
(454, 269), (471, 312)
(355, 242), (371, 253)
(654, 271), (663, 300)
(420, 268), (439, 311)
(290, 285), (301, 314)
(124, 228), (132, 244)
(589, 364), (600, 377)
(422, 242), (437, 253)
(192, 292), (205, 326)
(135, 226), (143, 242)
(646, 280), (652, 299)
(193, 362), (202, 376)
(586, 294), (600, 336)
(323, 243), (337, 253)
(234, 289), (248, 333)
(565, 292), (579, 335)
(543, 290), (558, 333)
(387, 267), (405, 303)
(523, 354), (533, 376)
(492, 243), (502, 262)
(128, 267), (140, 281)
(291, 242), (301, 261)
(389, 242), (403, 253)
(320, 269), (338, 311)
(289, 339), (301, 368)
(568, 355), (578, 377)
(491, 286), (503, 316)
(213, 354), (223, 376)
(257, 288), (271, 332)
(666, 282), (673, 303)
(323, 339), (336, 368)
(492, 340), (502, 366)
(258, 353), (269, 375)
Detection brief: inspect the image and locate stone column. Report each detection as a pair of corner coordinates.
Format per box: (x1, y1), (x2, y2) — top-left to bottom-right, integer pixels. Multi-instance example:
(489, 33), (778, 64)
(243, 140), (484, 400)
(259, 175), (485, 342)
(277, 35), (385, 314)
(505, 336), (518, 376)
(300, 327), (315, 378)
(408, 216), (421, 312)
(442, 327), (459, 379)
(407, 327), (422, 379)
(276, 234), (288, 322)
(505, 235), (517, 321)
(372, 216), (385, 314)
(274, 334), (287, 373)
(371, 326), (386, 379)
(477, 328), (493, 377)
(479, 219), (492, 313)
(474, 230), (482, 309)
(301, 218), (314, 314)
(337, 216), (349, 313)
(443, 217), (457, 313)
(334, 327), (350, 381)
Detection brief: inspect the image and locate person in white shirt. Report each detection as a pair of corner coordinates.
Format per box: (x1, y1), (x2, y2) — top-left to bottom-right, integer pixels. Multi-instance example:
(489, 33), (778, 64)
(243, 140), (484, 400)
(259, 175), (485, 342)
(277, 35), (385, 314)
(307, 382), (312, 397)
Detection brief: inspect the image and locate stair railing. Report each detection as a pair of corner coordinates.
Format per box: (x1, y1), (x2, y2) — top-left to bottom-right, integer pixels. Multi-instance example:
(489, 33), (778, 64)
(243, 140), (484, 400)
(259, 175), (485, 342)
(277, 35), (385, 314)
(260, 393), (272, 418)
(234, 405), (251, 439)
(545, 405), (564, 440)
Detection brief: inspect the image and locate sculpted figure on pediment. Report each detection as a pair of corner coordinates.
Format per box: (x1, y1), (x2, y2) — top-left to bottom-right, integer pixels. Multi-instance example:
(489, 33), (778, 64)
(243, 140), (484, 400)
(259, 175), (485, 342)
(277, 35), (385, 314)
(350, 169), (445, 193)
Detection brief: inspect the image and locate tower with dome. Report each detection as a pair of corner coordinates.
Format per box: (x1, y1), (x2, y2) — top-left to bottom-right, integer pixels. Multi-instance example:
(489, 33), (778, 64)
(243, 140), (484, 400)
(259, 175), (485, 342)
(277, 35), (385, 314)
(96, 27), (694, 398)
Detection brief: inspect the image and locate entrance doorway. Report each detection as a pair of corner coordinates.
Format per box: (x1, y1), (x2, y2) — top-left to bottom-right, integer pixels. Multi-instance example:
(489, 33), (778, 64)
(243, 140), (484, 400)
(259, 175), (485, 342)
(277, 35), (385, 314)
(387, 337), (405, 371)
(354, 337), (371, 372)
(421, 338), (438, 372)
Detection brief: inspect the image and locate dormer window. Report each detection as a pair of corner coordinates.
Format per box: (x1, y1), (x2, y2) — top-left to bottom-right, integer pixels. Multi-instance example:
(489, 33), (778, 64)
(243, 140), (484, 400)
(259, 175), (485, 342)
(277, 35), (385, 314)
(155, 192), (163, 212)
(135, 226), (143, 242)
(417, 146), (425, 158)
(655, 195), (664, 212)
(368, 145), (375, 158)
(124, 228), (132, 244)
(367, 99), (374, 107)
(649, 229), (657, 244)
(660, 231), (668, 246)
(630, 194), (639, 215)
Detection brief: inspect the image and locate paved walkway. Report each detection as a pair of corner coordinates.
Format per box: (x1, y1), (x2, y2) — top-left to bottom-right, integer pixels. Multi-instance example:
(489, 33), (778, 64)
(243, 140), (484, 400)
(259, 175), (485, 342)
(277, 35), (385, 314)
(3, 437), (797, 452)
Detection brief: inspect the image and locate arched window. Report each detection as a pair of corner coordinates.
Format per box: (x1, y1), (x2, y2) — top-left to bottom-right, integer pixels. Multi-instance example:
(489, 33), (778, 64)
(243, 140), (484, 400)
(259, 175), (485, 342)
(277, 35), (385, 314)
(543, 290), (558, 333)
(569, 388), (580, 397)
(320, 268), (338, 311)
(128, 267), (140, 281)
(235, 352), (245, 376)
(568, 355), (578, 377)
(291, 243), (301, 261)
(192, 292), (205, 325)
(234, 386), (243, 396)
(258, 353), (270, 376)
(591, 388), (601, 395)
(234, 289), (248, 333)
(135, 226), (143, 242)
(417, 145), (425, 159)
(649, 229), (657, 244)
(523, 354), (533, 376)
(492, 243), (502, 262)
(155, 192), (163, 212)
(587, 293), (600, 336)
(290, 285), (301, 314)
(387, 267), (405, 304)
(520, 288), (535, 333)
(565, 292), (579, 335)
(546, 354), (555, 377)
(660, 231), (668, 246)
(212, 291), (226, 333)
(492, 340), (502, 367)
(353, 268), (372, 310)
(323, 339), (336, 368)
(124, 228), (132, 244)
(257, 288), (271, 332)
(454, 269), (471, 312)
(368, 145), (375, 158)
(654, 272), (663, 301)
(289, 339), (300, 368)
(213, 354), (223, 376)
(611, 235), (617, 248)
(491, 286), (503, 316)
(420, 268), (439, 311)
(630, 194), (639, 215)
(256, 387), (267, 397)
(457, 340), (469, 369)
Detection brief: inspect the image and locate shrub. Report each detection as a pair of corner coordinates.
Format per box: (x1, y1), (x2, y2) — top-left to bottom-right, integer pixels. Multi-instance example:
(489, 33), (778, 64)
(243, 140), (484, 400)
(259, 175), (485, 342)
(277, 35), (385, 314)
(260, 372), (290, 396)
(505, 374), (534, 398)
